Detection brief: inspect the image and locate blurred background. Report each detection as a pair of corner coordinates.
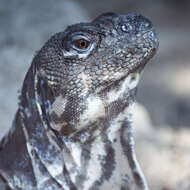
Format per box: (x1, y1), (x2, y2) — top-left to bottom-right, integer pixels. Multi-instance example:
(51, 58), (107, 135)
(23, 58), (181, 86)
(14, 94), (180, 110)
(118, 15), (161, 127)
(0, 0), (190, 189)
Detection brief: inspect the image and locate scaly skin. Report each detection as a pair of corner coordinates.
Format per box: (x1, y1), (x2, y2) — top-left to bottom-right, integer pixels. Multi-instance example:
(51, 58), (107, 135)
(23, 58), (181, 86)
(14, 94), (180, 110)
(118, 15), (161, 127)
(0, 12), (158, 190)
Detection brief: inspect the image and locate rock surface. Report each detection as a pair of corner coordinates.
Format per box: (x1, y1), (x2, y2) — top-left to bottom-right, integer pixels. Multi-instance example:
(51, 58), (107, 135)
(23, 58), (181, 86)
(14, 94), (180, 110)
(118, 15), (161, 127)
(134, 103), (190, 190)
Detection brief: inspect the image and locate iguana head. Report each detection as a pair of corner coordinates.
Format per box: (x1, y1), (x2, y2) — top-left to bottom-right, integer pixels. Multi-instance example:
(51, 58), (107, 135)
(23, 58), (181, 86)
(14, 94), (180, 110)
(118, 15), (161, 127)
(32, 12), (158, 136)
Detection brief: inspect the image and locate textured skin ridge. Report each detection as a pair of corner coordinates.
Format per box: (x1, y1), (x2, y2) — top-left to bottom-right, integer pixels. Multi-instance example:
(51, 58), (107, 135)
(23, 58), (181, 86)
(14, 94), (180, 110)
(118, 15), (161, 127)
(0, 12), (158, 190)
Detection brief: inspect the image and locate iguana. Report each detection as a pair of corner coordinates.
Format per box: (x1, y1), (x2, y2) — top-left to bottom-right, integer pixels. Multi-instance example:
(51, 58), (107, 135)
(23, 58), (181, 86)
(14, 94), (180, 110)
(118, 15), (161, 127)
(0, 12), (159, 190)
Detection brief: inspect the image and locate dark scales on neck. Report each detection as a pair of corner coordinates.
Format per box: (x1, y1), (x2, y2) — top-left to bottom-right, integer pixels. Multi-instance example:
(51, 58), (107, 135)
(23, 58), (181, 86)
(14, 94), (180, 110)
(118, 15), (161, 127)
(0, 12), (158, 190)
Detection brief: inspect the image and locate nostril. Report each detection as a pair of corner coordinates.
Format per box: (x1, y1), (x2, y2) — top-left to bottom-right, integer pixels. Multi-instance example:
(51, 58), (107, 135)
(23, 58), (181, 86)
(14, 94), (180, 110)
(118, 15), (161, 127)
(121, 23), (133, 32)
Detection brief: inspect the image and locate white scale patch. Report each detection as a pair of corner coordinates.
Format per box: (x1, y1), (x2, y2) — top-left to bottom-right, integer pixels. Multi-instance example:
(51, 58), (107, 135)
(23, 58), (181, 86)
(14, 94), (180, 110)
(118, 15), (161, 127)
(24, 107), (31, 118)
(106, 73), (140, 104)
(83, 137), (107, 190)
(61, 140), (83, 184)
(49, 96), (68, 131)
(107, 104), (134, 142)
(78, 96), (105, 129)
(51, 95), (67, 117)
(78, 72), (92, 96)
(69, 143), (82, 167)
(100, 71), (123, 84)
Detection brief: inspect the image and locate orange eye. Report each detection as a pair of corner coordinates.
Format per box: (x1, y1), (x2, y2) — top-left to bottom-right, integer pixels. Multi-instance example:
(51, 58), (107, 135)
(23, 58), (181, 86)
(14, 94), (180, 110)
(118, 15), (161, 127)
(74, 39), (89, 49)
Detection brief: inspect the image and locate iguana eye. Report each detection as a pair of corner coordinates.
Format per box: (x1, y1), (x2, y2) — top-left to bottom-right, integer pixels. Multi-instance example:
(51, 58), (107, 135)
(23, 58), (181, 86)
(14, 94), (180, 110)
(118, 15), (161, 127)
(63, 34), (95, 58)
(73, 39), (90, 49)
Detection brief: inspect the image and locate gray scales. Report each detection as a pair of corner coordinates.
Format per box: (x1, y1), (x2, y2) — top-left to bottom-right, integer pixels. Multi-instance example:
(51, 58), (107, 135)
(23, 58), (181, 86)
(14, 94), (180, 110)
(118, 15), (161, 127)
(0, 13), (158, 190)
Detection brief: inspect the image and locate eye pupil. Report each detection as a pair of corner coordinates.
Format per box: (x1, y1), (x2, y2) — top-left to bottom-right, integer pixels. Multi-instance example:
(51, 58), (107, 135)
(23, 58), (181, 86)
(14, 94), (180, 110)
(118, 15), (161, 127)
(81, 41), (86, 47)
(75, 39), (89, 49)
